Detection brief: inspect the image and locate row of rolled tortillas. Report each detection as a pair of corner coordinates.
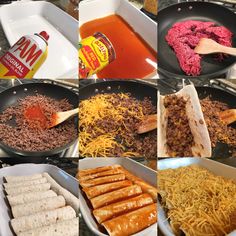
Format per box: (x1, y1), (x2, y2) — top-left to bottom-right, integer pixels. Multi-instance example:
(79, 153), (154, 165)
(4, 172), (79, 236)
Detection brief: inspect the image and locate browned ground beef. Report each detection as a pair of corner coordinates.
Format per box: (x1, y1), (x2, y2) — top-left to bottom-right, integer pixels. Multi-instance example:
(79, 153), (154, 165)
(0, 94), (77, 152)
(79, 93), (157, 159)
(164, 95), (194, 157)
(201, 97), (236, 154)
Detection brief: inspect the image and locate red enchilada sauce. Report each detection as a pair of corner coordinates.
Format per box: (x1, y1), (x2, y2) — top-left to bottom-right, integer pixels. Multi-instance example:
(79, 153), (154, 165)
(80, 15), (157, 78)
(24, 105), (48, 129)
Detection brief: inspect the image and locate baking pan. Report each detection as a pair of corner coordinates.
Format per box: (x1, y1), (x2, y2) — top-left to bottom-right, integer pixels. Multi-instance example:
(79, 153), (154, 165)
(158, 158), (236, 236)
(0, 163), (79, 236)
(0, 1), (78, 79)
(79, 157), (157, 236)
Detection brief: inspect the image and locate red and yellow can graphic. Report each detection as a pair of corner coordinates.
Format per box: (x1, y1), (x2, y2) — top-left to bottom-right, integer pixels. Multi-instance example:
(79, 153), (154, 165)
(0, 31), (49, 79)
(79, 32), (116, 78)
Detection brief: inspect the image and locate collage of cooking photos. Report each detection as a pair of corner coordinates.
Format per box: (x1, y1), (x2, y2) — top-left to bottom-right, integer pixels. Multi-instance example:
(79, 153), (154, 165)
(0, 0), (236, 235)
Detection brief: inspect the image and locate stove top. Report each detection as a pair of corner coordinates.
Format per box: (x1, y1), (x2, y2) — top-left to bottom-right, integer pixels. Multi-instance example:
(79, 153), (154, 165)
(0, 79), (79, 158)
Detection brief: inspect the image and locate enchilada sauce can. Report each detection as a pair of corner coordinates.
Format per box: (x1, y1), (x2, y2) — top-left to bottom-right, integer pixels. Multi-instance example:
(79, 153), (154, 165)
(0, 31), (49, 79)
(79, 32), (116, 78)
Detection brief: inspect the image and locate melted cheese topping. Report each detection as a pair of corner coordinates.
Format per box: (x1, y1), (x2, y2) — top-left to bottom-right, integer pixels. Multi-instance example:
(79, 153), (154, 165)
(79, 93), (144, 157)
(158, 165), (236, 236)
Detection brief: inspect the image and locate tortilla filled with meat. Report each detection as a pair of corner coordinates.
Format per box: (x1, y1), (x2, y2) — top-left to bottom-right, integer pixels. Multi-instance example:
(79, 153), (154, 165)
(158, 84), (211, 157)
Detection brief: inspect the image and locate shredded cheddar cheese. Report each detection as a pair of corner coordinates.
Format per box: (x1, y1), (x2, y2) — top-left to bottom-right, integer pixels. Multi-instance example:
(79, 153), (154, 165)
(158, 165), (236, 236)
(79, 93), (145, 157)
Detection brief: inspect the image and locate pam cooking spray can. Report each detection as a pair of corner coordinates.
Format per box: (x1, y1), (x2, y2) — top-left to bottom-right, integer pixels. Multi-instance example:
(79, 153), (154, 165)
(0, 31), (49, 79)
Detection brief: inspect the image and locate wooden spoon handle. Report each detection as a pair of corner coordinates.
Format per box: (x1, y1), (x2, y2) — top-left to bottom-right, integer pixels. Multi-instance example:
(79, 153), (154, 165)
(219, 109), (236, 125)
(220, 46), (236, 56)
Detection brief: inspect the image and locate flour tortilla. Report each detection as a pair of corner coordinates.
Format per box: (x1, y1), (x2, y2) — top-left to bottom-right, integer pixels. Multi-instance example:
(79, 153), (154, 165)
(158, 85), (212, 157)
(7, 190), (57, 207)
(93, 193), (153, 224)
(43, 173), (79, 214)
(5, 174), (43, 183)
(18, 217), (78, 236)
(5, 183), (51, 196)
(11, 206), (76, 234)
(102, 203), (157, 236)
(4, 177), (47, 189)
(12, 196), (65, 218)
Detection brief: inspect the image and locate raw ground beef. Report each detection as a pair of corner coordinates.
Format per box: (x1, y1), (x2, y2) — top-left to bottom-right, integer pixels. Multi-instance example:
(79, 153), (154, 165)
(0, 94), (77, 152)
(166, 20), (233, 76)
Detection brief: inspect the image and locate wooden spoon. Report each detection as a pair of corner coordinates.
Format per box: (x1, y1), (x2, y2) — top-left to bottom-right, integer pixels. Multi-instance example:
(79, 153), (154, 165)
(137, 114), (157, 134)
(219, 109), (236, 125)
(137, 109), (236, 134)
(49, 108), (79, 128)
(194, 38), (236, 56)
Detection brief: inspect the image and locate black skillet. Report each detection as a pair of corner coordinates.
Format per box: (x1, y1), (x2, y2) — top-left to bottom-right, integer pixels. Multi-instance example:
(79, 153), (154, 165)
(79, 80), (157, 104)
(79, 80), (157, 159)
(157, 2), (236, 79)
(196, 86), (236, 158)
(0, 83), (78, 157)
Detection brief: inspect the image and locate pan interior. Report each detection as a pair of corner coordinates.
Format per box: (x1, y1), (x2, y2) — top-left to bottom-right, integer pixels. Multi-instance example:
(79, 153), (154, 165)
(196, 86), (236, 158)
(0, 83), (78, 156)
(158, 2), (236, 78)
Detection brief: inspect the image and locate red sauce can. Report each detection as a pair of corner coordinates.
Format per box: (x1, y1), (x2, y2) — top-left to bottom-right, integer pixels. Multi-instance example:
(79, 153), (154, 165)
(79, 32), (116, 78)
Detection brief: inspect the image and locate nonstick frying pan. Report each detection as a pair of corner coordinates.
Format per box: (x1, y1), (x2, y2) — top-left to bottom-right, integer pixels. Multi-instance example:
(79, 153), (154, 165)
(79, 80), (157, 104)
(195, 86), (235, 158)
(0, 82), (78, 157)
(79, 79), (157, 158)
(157, 2), (236, 79)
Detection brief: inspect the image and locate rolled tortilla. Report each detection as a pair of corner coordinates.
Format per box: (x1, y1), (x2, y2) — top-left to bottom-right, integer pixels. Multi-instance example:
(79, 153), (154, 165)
(18, 217), (78, 236)
(93, 193), (153, 224)
(83, 180), (133, 199)
(119, 167), (157, 202)
(4, 177), (47, 189)
(12, 196), (65, 218)
(79, 165), (121, 177)
(5, 174), (43, 183)
(79, 169), (123, 181)
(91, 185), (142, 209)
(42, 173), (79, 214)
(7, 190), (57, 207)
(158, 84), (212, 157)
(80, 174), (126, 188)
(102, 203), (157, 236)
(11, 206), (76, 234)
(5, 183), (51, 196)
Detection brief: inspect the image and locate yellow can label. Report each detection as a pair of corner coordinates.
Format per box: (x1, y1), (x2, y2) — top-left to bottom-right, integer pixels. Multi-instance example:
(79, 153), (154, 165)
(0, 35), (47, 79)
(79, 34), (112, 78)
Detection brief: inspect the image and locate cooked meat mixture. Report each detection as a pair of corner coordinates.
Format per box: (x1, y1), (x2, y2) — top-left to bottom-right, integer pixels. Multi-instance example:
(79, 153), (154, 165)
(0, 95), (77, 152)
(79, 93), (157, 158)
(164, 95), (194, 157)
(201, 97), (236, 151)
(166, 20), (233, 76)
